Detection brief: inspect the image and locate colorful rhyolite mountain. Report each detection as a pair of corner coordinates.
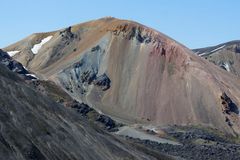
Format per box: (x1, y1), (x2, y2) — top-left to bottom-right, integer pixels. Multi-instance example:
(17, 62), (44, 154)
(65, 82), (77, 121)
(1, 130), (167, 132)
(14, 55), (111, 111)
(4, 17), (240, 135)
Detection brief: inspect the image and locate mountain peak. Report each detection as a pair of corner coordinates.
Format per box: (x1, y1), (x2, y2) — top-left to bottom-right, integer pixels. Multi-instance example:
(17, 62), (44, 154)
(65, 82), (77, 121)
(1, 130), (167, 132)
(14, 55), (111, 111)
(3, 18), (240, 136)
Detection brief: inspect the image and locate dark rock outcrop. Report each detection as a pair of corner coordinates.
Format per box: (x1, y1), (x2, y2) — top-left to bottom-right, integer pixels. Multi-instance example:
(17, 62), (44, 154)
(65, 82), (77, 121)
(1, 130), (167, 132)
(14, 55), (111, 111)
(221, 92), (239, 114)
(112, 24), (156, 44)
(96, 115), (116, 130)
(59, 26), (75, 39)
(80, 70), (97, 84)
(66, 100), (93, 116)
(0, 49), (10, 59)
(235, 45), (240, 53)
(93, 74), (111, 91)
(0, 49), (35, 79)
(64, 100), (119, 131)
(60, 45), (111, 96)
(91, 45), (101, 52)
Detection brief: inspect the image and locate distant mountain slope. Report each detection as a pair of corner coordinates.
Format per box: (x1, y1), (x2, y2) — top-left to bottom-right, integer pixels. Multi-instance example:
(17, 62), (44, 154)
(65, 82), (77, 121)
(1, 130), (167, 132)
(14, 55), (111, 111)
(0, 63), (168, 160)
(193, 40), (240, 76)
(3, 17), (240, 136)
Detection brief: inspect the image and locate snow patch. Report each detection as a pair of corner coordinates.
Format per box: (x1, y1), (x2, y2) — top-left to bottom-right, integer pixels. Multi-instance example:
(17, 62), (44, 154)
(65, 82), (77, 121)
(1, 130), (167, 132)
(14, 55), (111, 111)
(31, 36), (53, 54)
(210, 45), (225, 53)
(194, 51), (199, 55)
(23, 66), (28, 71)
(25, 74), (38, 79)
(198, 52), (206, 57)
(198, 45), (226, 57)
(7, 51), (20, 57)
(223, 62), (230, 72)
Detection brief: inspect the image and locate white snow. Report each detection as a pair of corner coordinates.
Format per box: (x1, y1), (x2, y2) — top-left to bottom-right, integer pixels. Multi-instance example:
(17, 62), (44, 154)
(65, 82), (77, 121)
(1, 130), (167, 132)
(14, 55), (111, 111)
(31, 36), (53, 54)
(198, 52), (206, 56)
(198, 45), (226, 57)
(210, 45), (225, 53)
(25, 74), (38, 79)
(23, 66), (28, 71)
(7, 51), (20, 57)
(223, 62), (230, 72)
(194, 51), (199, 55)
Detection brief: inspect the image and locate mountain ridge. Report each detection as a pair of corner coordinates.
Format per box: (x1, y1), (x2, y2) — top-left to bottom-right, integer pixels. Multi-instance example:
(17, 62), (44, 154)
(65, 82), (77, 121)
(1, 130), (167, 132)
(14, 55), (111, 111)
(193, 40), (240, 76)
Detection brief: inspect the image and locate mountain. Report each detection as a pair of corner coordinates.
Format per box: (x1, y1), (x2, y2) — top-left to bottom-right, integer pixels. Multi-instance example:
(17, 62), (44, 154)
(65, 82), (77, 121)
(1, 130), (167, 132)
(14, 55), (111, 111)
(193, 40), (240, 76)
(3, 17), (240, 136)
(0, 50), (170, 160)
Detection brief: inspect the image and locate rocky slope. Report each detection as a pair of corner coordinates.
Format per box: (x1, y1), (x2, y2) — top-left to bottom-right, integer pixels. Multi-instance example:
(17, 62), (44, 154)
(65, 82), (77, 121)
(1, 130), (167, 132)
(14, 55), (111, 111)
(1, 63), (239, 160)
(0, 49), (37, 80)
(0, 56), (172, 159)
(193, 40), (240, 76)
(3, 17), (240, 136)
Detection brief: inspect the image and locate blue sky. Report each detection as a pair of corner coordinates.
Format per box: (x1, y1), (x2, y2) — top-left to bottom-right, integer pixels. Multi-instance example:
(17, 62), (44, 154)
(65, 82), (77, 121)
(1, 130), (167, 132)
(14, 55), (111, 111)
(1, 0), (240, 48)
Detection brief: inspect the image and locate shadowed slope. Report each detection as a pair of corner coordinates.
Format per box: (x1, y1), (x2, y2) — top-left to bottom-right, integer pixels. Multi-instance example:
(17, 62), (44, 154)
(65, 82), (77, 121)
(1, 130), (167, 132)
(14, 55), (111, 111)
(0, 64), (171, 160)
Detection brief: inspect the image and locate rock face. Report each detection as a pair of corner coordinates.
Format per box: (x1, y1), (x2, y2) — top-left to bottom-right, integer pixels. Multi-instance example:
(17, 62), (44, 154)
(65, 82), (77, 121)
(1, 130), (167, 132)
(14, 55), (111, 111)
(221, 92), (239, 115)
(0, 49), (36, 80)
(3, 17), (240, 135)
(193, 40), (240, 76)
(0, 63), (167, 160)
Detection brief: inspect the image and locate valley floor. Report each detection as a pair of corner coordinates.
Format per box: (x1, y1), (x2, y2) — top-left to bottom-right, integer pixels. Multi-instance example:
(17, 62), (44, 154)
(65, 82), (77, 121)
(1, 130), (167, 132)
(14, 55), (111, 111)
(117, 126), (240, 160)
